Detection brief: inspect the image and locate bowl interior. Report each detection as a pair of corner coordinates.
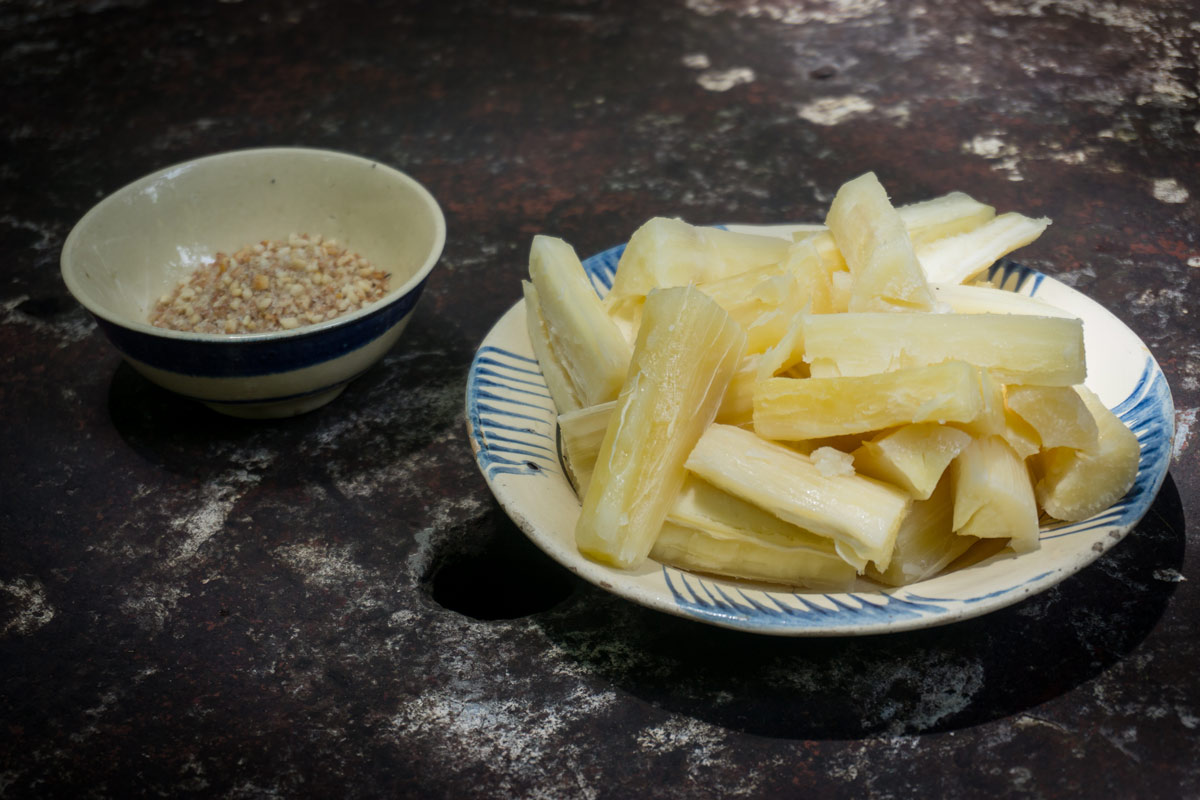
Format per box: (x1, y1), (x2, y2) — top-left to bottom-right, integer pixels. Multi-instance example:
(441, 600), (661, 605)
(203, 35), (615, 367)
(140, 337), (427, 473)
(62, 148), (445, 333)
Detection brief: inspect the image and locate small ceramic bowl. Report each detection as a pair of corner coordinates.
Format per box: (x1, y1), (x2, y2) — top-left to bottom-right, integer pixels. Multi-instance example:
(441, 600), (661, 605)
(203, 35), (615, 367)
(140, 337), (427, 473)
(61, 147), (446, 418)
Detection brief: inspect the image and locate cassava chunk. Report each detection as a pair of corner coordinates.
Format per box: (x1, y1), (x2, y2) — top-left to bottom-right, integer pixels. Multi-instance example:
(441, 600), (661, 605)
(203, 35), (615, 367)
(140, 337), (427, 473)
(651, 522), (857, 591)
(900, 191), (997, 248)
(931, 282), (1077, 318)
(559, 392), (765, 495)
(754, 360), (984, 441)
(852, 423), (973, 500)
(866, 476), (977, 586)
(999, 406), (1044, 460)
(802, 311), (1086, 386)
(917, 212), (1051, 285)
(825, 172), (935, 312)
(695, 262), (806, 355)
(1034, 386), (1139, 521)
(782, 238), (837, 314)
(605, 217), (789, 310)
(557, 400), (615, 494)
(524, 281), (582, 414)
(561, 404), (843, 565)
(713, 355), (760, 427)
(949, 368), (1007, 439)
(951, 435), (1040, 553)
(1006, 384), (1099, 451)
(756, 310), (807, 382)
(575, 286), (746, 569)
(685, 423), (911, 571)
(528, 235), (632, 406)
(668, 475), (837, 555)
(796, 190), (996, 271)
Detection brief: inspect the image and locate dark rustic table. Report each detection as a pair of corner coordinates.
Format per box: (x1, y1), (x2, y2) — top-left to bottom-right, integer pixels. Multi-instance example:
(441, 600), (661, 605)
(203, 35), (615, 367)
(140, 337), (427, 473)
(2, 1), (1197, 797)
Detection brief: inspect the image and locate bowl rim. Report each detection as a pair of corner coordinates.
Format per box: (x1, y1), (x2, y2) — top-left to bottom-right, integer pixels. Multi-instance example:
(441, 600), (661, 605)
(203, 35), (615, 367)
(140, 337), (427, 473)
(59, 146), (447, 343)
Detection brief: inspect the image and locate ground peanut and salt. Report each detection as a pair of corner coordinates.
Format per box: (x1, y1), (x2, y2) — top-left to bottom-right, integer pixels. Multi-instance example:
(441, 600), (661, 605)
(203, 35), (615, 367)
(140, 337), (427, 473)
(149, 234), (390, 334)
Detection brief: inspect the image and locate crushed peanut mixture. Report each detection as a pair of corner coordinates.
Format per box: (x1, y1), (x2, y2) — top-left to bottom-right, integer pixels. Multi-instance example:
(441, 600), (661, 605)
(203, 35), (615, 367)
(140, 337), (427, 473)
(149, 233), (390, 334)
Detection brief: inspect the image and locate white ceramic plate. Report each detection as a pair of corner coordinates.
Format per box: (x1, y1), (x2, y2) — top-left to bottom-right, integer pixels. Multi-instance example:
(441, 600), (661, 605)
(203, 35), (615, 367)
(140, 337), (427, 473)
(465, 225), (1175, 636)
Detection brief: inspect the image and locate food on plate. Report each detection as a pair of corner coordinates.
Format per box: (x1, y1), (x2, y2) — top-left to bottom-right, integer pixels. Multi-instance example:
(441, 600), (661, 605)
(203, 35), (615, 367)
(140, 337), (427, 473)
(824, 171), (935, 312)
(667, 474), (840, 557)
(650, 521), (857, 591)
(685, 423), (911, 572)
(604, 217), (790, 313)
(753, 360), (986, 441)
(894, 190), (997, 248)
(797, 188), (996, 274)
(1032, 386), (1141, 521)
(1005, 385), (1099, 451)
(524, 235), (631, 409)
(929, 282), (1076, 317)
(917, 212), (1051, 285)
(523, 281), (583, 414)
(561, 402), (859, 585)
(851, 423), (973, 501)
(951, 435), (1041, 552)
(573, 285), (745, 569)
(150, 233), (389, 334)
(557, 399), (615, 493)
(521, 171), (1141, 589)
(693, 243), (826, 353)
(865, 477), (976, 587)
(799, 311), (1086, 385)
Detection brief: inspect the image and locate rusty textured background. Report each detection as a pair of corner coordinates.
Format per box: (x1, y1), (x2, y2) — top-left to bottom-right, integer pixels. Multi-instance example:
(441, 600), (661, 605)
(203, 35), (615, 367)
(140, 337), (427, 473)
(1, 1), (1197, 797)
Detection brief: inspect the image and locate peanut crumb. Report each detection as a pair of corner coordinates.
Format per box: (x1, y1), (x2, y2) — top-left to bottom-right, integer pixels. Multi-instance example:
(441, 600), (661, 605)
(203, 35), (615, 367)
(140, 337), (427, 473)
(149, 234), (390, 334)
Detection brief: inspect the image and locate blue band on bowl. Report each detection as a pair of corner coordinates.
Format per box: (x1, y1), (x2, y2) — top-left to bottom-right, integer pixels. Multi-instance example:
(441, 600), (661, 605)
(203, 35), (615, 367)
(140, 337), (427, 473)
(97, 279), (425, 377)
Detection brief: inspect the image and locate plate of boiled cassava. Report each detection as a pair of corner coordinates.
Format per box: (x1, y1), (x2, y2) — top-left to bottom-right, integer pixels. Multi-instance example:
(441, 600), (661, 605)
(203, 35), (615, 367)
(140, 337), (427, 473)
(466, 172), (1175, 636)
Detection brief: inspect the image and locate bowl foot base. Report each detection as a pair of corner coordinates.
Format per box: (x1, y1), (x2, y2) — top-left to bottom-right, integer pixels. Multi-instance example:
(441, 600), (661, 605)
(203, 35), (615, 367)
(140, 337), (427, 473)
(202, 384), (348, 419)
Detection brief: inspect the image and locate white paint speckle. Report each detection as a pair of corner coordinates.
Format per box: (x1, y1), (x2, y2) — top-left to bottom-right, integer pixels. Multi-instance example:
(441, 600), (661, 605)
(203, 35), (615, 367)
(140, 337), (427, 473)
(697, 67), (755, 92)
(389, 685), (613, 800)
(118, 582), (189, 632)
(880, 102), (912, 126)
(636, 716), (720, 755)
(1179, 707), (1199, 729)
(685, 0), (884, 25)
(403, 493), (488, 580)
(167, 479), (253, 566)
(636, 716), (776, 793)
(1152, 568), (1187, 583)
(1186, 257), (1200, 268)
(68, 689), (120, 743)
(1099, 127), (1139, 142)
(986, 1), (1194, 108)
(1152, 178), (1189, 204)
(276, 541), (369, 589)
(682, 52), (710, 69)
(875, 659), (985, 732)
(274, 539), (405, 619)
(963, 135), (1024, 181)
(1048, 149), (1092, 165)
(0, 577), (55, 636)
(797, 95), (874, 126)
(1100, 725), (1142, 763)
(2, 292), (96, 347)
(966, 135), (1007, 158)
(1173, 407), (1196, 463)
(101, 458), (272, 632)
(1014, 714), (1071, 734)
